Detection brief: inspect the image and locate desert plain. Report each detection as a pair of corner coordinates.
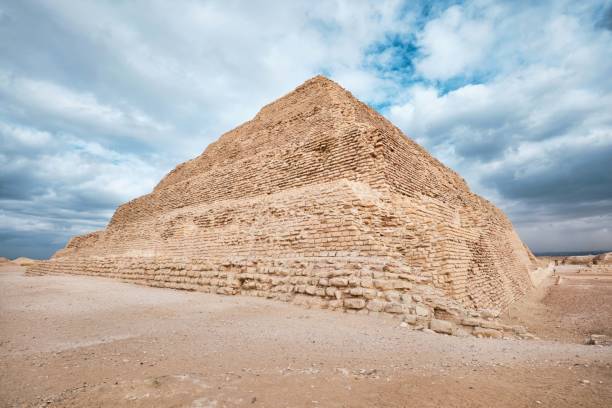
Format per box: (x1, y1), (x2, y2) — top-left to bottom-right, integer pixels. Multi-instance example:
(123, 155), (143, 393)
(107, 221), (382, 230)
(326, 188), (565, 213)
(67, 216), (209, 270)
(1, 261), (611, 408)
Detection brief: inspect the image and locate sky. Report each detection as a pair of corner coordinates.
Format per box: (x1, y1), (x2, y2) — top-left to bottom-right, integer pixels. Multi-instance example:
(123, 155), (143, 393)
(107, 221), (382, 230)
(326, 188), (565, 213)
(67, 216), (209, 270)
(1, 0), (611, 259)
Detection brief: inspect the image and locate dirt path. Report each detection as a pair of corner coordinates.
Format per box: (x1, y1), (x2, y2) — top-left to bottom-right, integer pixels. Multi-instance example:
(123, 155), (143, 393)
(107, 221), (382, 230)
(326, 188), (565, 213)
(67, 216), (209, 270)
(1, 264), (611, 407)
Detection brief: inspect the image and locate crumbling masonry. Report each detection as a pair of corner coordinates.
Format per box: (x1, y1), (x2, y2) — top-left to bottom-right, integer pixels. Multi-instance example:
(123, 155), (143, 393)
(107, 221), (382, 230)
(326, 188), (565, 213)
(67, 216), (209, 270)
(29, 76), (538, 337)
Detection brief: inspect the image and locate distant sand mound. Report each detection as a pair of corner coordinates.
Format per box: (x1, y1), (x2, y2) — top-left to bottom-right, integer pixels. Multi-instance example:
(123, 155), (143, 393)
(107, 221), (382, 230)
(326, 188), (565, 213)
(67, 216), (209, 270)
(13, 257), (36, 266)
(562, 255), (596, 265)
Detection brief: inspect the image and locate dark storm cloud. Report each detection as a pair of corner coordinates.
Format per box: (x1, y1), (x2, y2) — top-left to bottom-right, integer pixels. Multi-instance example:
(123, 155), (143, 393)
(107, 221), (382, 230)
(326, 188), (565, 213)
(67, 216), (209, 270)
(484, 143), (612, 205)
(0, 230), (67, 260)
(598, 4), (612, 30)
(477, 143), (612, 250)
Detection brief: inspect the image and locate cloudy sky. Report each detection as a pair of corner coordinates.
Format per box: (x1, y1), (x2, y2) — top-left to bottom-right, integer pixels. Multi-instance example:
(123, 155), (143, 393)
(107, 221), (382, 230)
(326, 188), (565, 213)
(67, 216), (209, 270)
(1, 0), (611, 259)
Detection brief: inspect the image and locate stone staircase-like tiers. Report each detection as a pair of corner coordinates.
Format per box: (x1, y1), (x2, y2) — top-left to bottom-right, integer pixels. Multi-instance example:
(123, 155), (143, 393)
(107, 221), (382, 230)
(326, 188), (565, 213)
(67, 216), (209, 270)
(29, 76), (537, 338)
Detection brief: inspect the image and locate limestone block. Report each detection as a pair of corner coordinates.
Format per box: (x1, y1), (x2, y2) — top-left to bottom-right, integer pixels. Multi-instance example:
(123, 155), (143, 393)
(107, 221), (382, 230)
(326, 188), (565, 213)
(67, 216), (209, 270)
(400, 294), (413, 304)
(384, 302), (404, 314)
(360, 278), (374, 288)
(402, 314), (417, 325)
(429, 319), (455, 335)
(366, 299), (386, 312)
(461, 317), (485, 327)
(512, 325), (527, 335)
(373, 279), (394, 290)
(362, 289), (378, 299)
(344, 298), (366, 309)
(393, 280), (412, 290)
(480, 309), (501, 319)
(330, 277), (349, 287)
(415, 305), (430, 317)
(349, 287), (363, 296)
(473, 327), (503, 339)
(384, 291), (401, 302)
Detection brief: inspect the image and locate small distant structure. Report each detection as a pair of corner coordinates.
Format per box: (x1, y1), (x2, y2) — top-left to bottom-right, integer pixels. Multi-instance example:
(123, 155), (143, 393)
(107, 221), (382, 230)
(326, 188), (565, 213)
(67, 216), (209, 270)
(593, 252), (612, 265)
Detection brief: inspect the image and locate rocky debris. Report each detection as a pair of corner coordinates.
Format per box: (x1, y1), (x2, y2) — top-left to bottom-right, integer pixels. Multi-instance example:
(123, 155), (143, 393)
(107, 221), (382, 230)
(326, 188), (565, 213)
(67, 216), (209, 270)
(593, 252), (612, 265)
(28, 76), (537, 339)
(586, 334), (610, 346)
(429, 319), (457, 335)
(473, 327), (504, 339)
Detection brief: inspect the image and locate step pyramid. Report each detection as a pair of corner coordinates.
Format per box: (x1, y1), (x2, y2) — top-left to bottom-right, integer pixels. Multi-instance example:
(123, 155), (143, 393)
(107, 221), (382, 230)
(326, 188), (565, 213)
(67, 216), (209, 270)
(29, 76), (537, 336)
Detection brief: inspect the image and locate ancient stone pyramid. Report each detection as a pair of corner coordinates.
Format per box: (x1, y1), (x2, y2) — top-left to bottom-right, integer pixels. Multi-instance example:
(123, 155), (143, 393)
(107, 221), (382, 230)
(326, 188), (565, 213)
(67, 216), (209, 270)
(30, 76), (537, 335)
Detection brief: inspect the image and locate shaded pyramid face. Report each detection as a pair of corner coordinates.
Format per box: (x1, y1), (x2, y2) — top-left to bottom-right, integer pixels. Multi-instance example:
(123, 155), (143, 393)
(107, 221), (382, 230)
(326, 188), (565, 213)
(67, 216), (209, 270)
(30, 76), (536, 333)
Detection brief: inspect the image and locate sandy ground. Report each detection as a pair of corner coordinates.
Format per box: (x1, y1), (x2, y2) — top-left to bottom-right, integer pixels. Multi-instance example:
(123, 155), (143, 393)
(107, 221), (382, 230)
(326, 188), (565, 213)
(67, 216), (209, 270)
(503, 264), (612, 343)
(1, 264), (611, 408)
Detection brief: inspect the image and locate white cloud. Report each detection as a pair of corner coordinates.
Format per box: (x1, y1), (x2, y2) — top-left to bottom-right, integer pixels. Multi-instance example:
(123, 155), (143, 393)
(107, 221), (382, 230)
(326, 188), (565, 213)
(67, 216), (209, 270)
(415, 5), (494, 80)
(386, 1), (612, 252)
(39, 0), (413, 124)
(0, 121), (165, 219)
(0, 123), (51, 147)
(0, 71), (170, 140)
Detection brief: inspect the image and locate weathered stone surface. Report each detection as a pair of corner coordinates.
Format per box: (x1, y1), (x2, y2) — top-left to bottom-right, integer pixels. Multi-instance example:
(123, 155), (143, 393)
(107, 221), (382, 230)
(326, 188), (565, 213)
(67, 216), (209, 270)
(430, 319), (454, 335)
(461, 318), (483, 327)
(473, 327), (503, 339)
(344, 298), (366, 309)
(28, 76), (536, 335)
(330, 278), (349, 287)
(384, 302), (404, 314)
(480, 309), (501, 319)
(366, 299), (386, 312)
(586, 334), (610, 345)
(402, 315), (418, 325)
(415, 305), (431, 317)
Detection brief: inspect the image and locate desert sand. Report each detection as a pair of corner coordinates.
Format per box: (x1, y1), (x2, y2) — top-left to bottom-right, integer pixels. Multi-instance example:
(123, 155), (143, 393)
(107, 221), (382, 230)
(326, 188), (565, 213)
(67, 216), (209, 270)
(1, 263), (611, 408)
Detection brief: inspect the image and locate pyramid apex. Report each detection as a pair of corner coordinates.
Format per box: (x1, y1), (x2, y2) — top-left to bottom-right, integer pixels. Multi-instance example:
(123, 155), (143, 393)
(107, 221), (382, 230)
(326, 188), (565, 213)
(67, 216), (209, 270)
(300, 74), (343, 89)
(307, 74), (333, 83)
(252, 74), (352, 122)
